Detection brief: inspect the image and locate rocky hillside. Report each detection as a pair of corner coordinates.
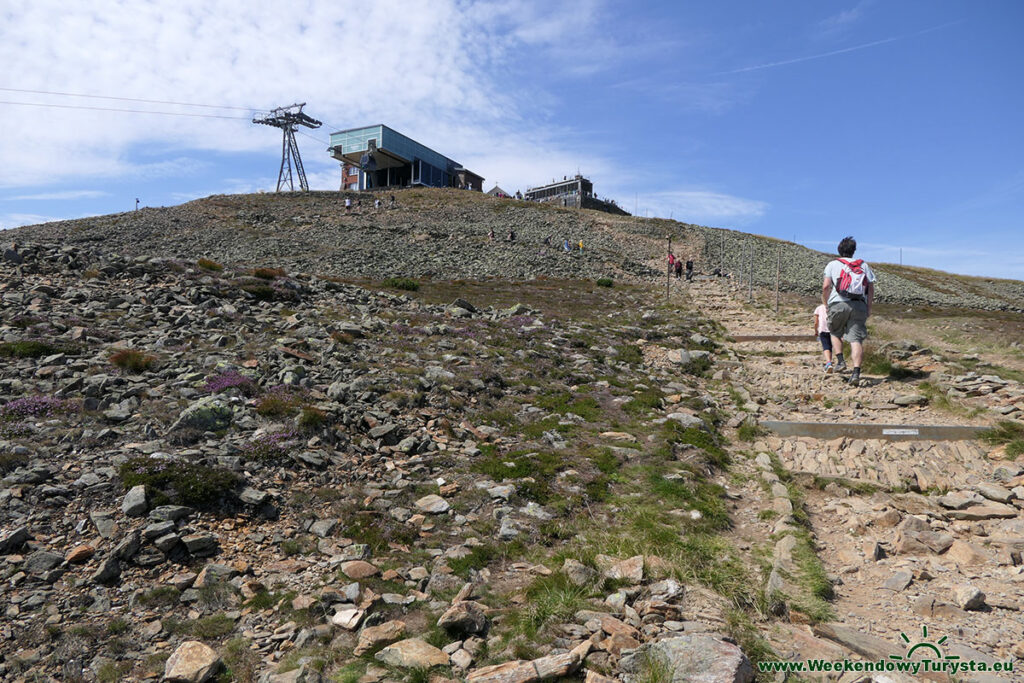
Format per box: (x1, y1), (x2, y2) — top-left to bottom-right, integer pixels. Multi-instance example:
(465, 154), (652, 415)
(8, 189), (1023, 311)
(1, 243), (773, 682)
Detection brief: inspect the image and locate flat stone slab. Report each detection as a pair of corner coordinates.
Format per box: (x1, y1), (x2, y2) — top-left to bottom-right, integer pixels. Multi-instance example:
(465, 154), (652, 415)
(761, 421), (988, 442)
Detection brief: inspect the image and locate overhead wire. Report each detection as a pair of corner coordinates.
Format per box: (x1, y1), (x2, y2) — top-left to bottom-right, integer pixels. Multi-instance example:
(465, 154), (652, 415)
(0, 99), (253, 119)
(0, 86), (257, 111)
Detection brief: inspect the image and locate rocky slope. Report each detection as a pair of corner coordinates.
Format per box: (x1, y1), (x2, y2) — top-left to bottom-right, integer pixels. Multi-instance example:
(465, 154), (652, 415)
(8, 188), (1024, 311)
(2, 243), (772, 682)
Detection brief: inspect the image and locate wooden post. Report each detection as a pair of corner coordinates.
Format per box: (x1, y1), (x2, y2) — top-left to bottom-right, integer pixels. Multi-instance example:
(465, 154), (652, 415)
(748, 240), (753, 302)
(666, 235), (671, 302)
(775, 245), (781, 314)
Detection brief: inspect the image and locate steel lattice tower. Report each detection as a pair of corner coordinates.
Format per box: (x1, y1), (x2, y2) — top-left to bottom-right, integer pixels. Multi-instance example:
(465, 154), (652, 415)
(253, 103), (322, 192)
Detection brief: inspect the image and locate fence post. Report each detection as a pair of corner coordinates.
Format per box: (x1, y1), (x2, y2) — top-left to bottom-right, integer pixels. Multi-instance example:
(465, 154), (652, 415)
(666, 235), (671, 302)
(775, 245), (781, 314)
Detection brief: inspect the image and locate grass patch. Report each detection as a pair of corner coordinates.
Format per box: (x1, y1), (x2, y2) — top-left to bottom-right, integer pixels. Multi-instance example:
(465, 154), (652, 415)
(253, 267), (286, 279)
(614, 344), (644, 365)
(982, 421), (1024, 458)
(109, 348), (156, 372)
(661, 421), (729, 468)
(0, 340), (77, 358)
(383, 277), (420, 291)
(197, 257), (223, 272)
(221, 638), (260, 683)
(298, 406), (329, 431)
(622, 388), (663, 416)
(504, 572), (595, 639)
(338, 510), (419, 553)
(255, 387), (305, 417)
(736, 421), (766, 442)
(470, 449), (564, 503)
(119, 457), (240, 508)
(137, 586), (180, 608)
(596, 277), (614, 288)
(534, 391), (604, 421)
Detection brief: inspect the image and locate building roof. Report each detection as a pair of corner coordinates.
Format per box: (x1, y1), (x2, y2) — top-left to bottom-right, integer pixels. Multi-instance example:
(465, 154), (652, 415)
(486, 186), (509, 196)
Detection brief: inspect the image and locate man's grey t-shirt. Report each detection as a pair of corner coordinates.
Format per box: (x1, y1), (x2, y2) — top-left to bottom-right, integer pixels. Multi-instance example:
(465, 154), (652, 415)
(824, 259), (877, 305)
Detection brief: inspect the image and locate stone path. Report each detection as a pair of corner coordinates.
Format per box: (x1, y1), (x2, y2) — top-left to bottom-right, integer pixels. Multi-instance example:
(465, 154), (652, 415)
(681, 276), (1024, 681)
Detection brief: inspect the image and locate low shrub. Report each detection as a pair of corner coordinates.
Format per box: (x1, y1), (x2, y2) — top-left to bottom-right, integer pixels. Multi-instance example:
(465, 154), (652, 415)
(614, 344), (644, 365)
(255, 386), (305, 417)
(110, 349), (156, 373)
(298, 406), (328, 431)
(383, 277), (420, 291)
(243, 430), (299, 462)
(240, 283), (275, 301)
(197, 257), (224, 272)
(119, 457), (240, 508)
(252, 267), (286, 279)
(0, 340), (75, 358)
(596, 278), (614, 287)
(0, 396), (76, 421)
(204, 370), (260, 397)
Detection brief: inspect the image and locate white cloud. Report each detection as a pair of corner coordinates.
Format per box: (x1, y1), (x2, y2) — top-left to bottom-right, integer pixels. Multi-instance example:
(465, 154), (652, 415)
(0, 213), (66, 229)
(637, 190), (767, 225)
(817, 1), (871, 37)
(0, 0), (587, 188)
(5, 190), (109, 200)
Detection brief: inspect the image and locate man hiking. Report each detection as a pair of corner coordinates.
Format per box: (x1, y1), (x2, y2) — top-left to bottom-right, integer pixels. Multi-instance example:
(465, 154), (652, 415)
(822, 236), (877, 386)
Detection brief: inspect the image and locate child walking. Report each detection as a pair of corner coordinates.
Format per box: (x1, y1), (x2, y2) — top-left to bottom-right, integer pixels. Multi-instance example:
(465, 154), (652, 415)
(814, 304), (845, 373)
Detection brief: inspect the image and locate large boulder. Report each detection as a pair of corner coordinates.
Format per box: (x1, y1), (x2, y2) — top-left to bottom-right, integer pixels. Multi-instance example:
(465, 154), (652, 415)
(620, 635), (754, 683)
(164, 641), (222, 682)
(169, 396), (233, 433)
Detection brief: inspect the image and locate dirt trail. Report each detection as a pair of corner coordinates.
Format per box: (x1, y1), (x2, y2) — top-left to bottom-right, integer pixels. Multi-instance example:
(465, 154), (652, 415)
(682, 276), (1024, 679)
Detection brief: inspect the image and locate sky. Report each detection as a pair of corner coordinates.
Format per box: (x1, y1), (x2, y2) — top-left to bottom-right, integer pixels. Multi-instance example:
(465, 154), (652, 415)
(1, 0), (1022, 279)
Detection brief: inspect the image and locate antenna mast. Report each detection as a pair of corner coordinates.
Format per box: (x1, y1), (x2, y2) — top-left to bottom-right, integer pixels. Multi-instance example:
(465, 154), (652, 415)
(253, 103), (322, 192)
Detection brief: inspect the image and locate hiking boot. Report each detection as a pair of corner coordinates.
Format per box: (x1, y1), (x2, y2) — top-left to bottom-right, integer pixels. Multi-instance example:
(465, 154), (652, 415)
(835, 359), (848, 373)
(848, 369), (861, 387)
(824, 362), (834, 374)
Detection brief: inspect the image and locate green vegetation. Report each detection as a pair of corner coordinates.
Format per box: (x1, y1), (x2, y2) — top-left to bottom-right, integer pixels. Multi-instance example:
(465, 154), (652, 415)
(197, 257), (224, 271)
(596, 277), (614, 287)
(137, 586), (181, 608)
(982, 421), (1024, 458)
(622, 388), (663, 416)
(0, 340), (77, 358)
(614, 344), (644, 365)
(109, 348), (157, 372)
(471, 449), (565, 503)
(240, 283), (275, 301)
(119, 457), (240, 508)
(253, 267), (286, 279)
(298, 406), (329, 431)
(505, 571), (595, 639)
(736, 421), (766, 442)
(383, 277), (420, 291)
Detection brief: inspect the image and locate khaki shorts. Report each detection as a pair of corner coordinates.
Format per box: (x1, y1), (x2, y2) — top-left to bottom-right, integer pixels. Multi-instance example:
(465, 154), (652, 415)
(827, 299), (869, 342)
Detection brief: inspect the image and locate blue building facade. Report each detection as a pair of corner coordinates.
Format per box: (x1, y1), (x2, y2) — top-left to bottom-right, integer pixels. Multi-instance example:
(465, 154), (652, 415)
(328, 124), (483, 191)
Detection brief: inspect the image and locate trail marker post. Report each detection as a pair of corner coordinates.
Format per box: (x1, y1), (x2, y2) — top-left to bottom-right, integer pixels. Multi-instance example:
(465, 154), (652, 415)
(666, 235), (671, 302)
(775, 245), (781, 314)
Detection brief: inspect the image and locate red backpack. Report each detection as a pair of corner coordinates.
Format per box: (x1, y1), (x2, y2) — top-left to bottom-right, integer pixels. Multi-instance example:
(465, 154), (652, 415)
(836, 259), (867, 300)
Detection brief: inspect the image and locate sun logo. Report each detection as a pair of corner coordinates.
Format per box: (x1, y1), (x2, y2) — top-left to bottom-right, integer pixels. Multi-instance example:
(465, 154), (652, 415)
(889, 626), (959, 663)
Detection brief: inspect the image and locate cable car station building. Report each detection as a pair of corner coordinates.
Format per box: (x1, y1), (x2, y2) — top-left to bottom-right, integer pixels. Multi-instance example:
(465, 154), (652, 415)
(328, 124), (483, 192)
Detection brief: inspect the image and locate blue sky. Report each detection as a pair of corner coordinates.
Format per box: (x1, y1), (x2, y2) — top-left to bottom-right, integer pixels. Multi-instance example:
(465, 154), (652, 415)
(2, 0), (1021, 278)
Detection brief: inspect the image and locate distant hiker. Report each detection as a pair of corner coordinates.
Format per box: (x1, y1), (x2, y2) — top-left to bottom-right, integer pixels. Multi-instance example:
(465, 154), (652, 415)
(822, 236), (877, 386)
(578, 239), (583, 252)
(374, 198), (381, 211)
(674, 259), (683, 279)
(345, 197), (352, 214)
(543, 235), (551, 246)
(389, 193), (396, 208)
(814, 303), (838, 373)
(563, 238), (571, 253)
(685, 259), (694, 281)
(507, 229), (516, 242)
(488, 228), (495, 240)
(668, 252), (676, 268)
